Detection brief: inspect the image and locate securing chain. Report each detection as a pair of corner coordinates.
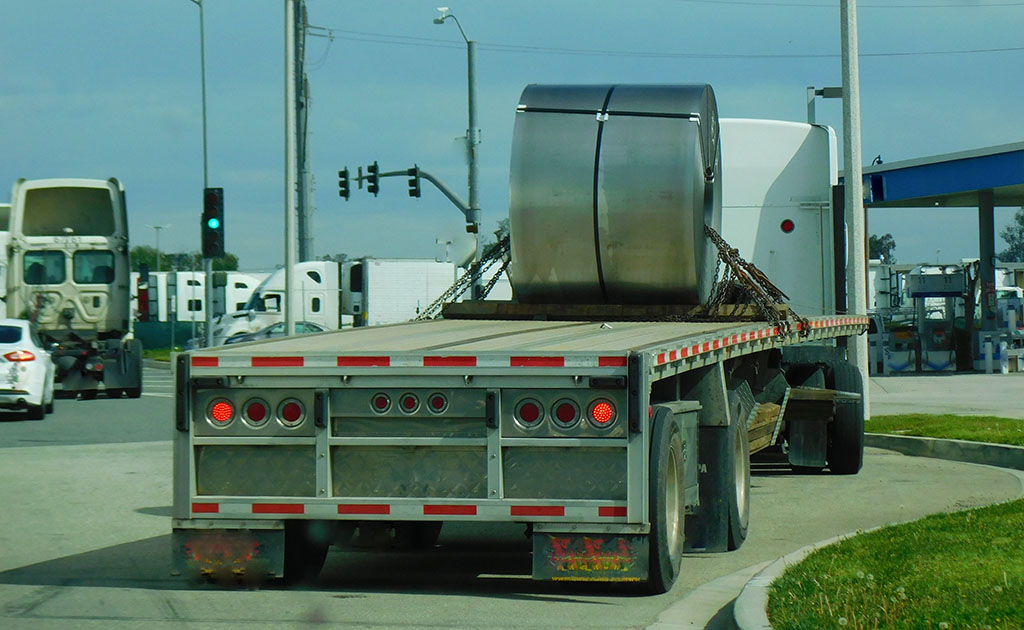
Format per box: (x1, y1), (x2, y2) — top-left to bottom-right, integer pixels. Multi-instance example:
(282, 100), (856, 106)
(703, 225), (809, 336)
(416, 234), (511, 320)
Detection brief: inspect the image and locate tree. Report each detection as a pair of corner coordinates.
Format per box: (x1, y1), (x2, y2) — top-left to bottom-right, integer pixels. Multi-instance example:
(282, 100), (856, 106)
(130, 246), (238, 272)
(998, 208), (1024, 262)
(869, 233), (896, 263)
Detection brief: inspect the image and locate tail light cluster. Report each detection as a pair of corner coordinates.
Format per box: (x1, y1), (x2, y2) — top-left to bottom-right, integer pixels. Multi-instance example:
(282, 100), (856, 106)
(205, 397), (306, 430)
(514, 396), (618, 431)
(370, 391), (449, 416)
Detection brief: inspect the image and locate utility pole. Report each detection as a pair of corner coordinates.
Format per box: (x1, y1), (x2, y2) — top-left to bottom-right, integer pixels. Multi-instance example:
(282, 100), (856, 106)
(840, 0), (869, 416)
(284, 0), (298, 336)
(294, 1), (313, 262)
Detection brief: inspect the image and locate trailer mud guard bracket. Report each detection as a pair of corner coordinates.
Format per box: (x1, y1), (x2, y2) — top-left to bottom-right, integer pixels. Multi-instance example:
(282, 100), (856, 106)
(175, 354), (190, 432)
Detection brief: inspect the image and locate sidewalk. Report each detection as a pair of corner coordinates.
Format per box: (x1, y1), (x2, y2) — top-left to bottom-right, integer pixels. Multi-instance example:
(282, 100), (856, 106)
(870, 372), (1024, 419)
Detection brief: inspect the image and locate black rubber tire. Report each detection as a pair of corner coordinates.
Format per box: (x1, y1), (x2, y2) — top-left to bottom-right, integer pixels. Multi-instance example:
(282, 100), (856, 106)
(107, 389), (124, 399)
(45, 401), (54, 414)
(126, 387), (142, 399)
(826, 359), (865, 475)
(648, 413), (685, 594)
(27, 404), (44, 420)
(79, 390), (97, 400)
(727, 418), (751, 551)
(283, 521), (329, 584)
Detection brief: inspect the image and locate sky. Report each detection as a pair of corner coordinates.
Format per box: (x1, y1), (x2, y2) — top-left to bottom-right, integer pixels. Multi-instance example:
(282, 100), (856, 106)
(2, 0), (1023, 271)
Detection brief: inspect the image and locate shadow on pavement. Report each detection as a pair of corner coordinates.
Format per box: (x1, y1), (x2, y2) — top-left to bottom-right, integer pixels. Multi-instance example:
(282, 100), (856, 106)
(0, 524), (647, 602)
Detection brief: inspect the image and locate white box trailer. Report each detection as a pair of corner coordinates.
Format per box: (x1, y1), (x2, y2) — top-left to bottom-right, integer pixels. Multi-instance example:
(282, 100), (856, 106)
(172, 85), (866, 593)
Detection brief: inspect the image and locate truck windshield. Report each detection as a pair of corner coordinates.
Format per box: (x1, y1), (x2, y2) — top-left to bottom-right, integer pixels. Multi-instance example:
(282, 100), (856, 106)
(24, 251), (66, 285)
(73, 250), (115, 284)
(22, 187), (115, 236)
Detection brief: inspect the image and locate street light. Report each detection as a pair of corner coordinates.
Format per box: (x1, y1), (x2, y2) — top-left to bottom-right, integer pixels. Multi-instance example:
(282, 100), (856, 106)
(806, 86), (842, 124)
(145, 224), (171, 273)
(184, 0), (214, 346)
(434, 7), (482, 300)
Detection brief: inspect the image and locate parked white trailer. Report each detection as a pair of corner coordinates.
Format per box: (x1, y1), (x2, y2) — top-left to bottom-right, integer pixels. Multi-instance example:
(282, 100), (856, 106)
(341, 258), (458, 327)
(173, 85), (867, 593)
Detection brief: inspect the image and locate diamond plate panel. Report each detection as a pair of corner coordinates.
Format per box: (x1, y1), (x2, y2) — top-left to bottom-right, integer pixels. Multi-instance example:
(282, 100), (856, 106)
(196, 446), (316, 496)
(332, 446), (487, 498)
(503, 447), (627, 500)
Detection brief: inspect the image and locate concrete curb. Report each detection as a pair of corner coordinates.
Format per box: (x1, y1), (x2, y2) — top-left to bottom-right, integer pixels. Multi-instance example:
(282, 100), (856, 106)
(143, 358), (171, 370)
(732, 435), (1024, 630)
(864, 433), (1024, 471)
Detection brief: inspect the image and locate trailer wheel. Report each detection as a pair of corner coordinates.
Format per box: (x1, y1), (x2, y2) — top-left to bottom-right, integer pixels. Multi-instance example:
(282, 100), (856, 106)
(283, 521), (329, 584)
(648, 412), (685, 594)
(728, 418), (751, 550)
(826, 359), (864, 475)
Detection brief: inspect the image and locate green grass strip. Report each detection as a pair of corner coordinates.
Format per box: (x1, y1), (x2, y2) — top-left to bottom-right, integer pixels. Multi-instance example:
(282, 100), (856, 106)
(868, 414), (1024, 447)
(768, 498), (1024, 629)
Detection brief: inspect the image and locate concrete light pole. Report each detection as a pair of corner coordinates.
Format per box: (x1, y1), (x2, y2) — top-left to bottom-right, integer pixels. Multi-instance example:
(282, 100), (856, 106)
(434, 7), (482, 299)
(840, 0), (870, 416)
(284, 0), (299, 336)
(146, 224), (171, 273)
(186, 0), (214, 347)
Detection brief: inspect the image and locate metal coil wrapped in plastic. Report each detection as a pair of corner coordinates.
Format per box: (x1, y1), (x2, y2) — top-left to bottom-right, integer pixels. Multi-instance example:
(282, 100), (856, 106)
(509, 84), (721, 305)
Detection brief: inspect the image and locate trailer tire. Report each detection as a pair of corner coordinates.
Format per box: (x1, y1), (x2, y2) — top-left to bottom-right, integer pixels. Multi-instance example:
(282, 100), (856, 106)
(648, 413), (685, 594)
(826, 359), (865, 475)
(727, 418), (751, 550)
(283, 521), (329, 584)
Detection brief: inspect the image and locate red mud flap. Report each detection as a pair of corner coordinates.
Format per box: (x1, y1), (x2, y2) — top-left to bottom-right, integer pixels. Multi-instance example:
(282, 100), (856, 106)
(532, 533), (649, 582)
(172, 528), (284, 580)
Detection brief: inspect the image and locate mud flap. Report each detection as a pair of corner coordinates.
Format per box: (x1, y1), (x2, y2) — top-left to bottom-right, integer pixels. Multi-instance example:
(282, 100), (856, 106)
(532, 533), (648, 583)
(172, 528), (285, 580)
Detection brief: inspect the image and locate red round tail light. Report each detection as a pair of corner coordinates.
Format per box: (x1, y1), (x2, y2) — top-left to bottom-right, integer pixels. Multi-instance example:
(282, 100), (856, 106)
(514, 399), (543, 429)
(428, 393), (448, 413)
(208, 399), (235, 426)
(552, 400), (580, 428)
(277, 399), (305, 428)
(588, 400), (617, 428)
(399, 393), (419, 413)
(371, 393), (392, 413)
(780, 219), (795, 234)
(242, 399), (269, 427)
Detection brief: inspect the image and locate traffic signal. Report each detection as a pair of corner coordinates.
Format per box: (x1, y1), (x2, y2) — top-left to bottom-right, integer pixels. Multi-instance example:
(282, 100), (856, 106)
(338, 168), (350, 200)
(407, 166), (421, 198)
(202, 187), (225, 258)
(366, 161), (379, 196)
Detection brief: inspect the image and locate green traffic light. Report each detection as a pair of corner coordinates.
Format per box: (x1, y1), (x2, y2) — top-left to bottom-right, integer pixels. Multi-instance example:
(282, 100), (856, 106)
(207, 217), (220, 229)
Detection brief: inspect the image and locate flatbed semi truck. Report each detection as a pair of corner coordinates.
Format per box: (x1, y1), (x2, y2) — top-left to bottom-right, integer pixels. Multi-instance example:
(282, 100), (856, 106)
(172, 84), (867, 593)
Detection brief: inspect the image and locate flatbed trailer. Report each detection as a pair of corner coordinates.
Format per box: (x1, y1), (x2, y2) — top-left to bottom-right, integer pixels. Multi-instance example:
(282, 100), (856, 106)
(173, 314), (866, 591)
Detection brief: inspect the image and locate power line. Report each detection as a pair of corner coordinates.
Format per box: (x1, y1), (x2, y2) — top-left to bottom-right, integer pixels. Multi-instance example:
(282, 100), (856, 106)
(327, 28), (1024, 60)
(675, 0), (1024, 8)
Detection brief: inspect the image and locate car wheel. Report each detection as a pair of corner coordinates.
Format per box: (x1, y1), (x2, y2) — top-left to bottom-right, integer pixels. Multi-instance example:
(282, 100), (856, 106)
(27, 404), (45, 420)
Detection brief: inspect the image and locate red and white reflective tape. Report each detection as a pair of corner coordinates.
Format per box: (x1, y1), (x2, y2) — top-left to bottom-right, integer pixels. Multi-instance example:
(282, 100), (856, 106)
(652, 316), (868, 367)
(191, 354), (630, 370)
(190, 501), (628, 520)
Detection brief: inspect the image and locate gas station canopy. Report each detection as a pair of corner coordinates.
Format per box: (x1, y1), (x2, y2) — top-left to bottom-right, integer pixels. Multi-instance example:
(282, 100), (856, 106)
(861, 141), (1024, 208)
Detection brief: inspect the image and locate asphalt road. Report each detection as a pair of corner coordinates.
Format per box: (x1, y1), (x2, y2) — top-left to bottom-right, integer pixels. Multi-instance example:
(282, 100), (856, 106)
(0, 366), (174, 448)
(0, 368), (1019, 630)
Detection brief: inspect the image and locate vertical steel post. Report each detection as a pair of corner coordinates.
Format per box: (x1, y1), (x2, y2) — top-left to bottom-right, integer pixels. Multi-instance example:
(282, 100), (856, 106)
(284, 0), (297, 336)
(466, 39), (482, 299)
(840, 0), (869, 415)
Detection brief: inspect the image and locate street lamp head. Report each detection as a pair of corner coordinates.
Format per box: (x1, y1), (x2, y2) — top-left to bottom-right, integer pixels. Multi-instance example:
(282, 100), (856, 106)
(434, 7), (450, 23)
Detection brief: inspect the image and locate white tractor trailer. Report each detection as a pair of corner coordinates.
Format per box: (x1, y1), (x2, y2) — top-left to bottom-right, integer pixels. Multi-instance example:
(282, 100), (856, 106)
(172, 84), (866, 593)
